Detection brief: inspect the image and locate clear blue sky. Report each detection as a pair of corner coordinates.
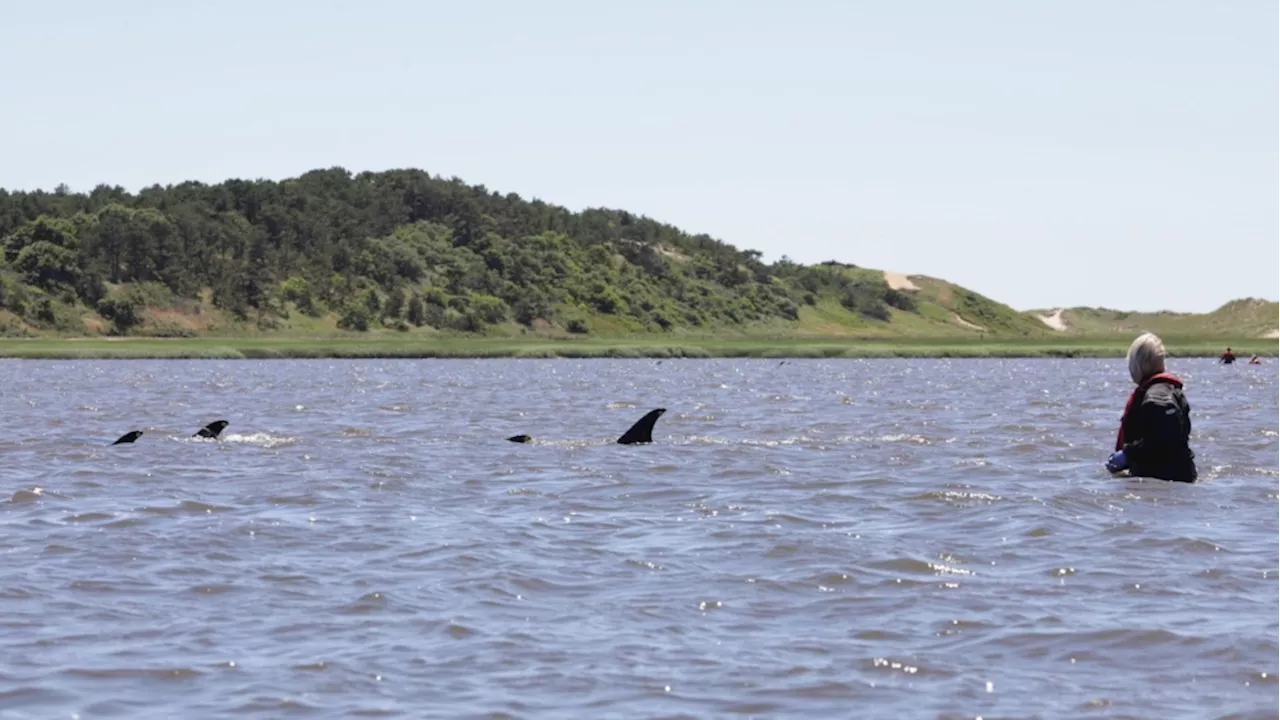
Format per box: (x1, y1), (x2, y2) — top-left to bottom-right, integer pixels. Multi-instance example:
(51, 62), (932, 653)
(1, 0), (1275, 312)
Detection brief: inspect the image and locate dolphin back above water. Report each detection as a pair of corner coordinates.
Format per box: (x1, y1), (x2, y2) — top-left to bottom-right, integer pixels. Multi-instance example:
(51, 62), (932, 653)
(616, 408), (666, 445)
(194, 420), (229, 439)
(108, 420), (227, 446)
(112, 430), (144, 445)
(106, 408), (662, 449)
(507, 408), (667, 445)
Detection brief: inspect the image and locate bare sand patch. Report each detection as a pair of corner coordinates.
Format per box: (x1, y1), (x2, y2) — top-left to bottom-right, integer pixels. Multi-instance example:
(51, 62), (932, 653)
(655, 244), (690, 263)
(1264, 329), (1279, 339)
(883, 271), (920, 292)
(1036, 308), (1068, 332)
(951, 313), (985, 332)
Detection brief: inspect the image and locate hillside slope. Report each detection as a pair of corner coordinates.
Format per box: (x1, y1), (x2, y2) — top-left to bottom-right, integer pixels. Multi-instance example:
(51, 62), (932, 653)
(0, 167), (1053, 340)
(1028, 298), (1279, 340)
(0, 167), (1272, 341)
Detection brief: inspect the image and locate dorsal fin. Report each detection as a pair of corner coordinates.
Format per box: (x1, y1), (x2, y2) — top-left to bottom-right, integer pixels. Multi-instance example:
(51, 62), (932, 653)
(506, 434), (532, 444)
(194, 420), (229, 439)
(616, 408), (666, 445)
(111, 430), (143, 445)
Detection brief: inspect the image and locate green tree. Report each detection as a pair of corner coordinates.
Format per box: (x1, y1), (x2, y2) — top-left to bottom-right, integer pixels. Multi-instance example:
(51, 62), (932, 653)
(280, 275), (317, 315)
(338, 304), (371, 331)
(14, 242), (81, 291)
(383, 289), (404, 320)
(96, 297), (141, 335)
(406, 293), (426, 326)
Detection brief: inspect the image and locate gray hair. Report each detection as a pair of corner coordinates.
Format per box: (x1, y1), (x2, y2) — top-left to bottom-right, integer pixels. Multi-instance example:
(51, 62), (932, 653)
(1127, 332), (1166, 384)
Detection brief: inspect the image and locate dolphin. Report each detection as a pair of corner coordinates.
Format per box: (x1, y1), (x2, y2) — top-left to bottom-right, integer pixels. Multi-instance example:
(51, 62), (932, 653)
(111, 430), (144, 445)
(615, 408), (665, 445)
(194, 420), (229, 439)
(507, 408), (666, 445)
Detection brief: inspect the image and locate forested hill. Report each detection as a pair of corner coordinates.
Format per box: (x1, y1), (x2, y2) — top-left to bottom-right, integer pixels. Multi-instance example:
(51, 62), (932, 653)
(0, 167), (1257, 340)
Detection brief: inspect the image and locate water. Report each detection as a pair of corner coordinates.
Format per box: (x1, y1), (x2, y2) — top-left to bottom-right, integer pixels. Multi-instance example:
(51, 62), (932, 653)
(0, 358), (1276, 719)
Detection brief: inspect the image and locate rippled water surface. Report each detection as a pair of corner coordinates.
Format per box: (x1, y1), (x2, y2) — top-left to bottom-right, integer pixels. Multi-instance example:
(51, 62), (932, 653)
(1, 358), (1276, 719)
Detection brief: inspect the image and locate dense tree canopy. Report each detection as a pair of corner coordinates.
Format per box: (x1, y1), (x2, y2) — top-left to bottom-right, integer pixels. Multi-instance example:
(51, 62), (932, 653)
(0, 168), (913, 335)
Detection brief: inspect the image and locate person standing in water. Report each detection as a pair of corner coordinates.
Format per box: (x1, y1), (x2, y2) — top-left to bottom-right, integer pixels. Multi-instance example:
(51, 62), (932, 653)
(1220, 347), (1236, 364)
(1105, 332), (1197, 482)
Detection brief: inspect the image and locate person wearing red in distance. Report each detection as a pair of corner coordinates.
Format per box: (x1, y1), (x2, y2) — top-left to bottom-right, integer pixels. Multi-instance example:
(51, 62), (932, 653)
(1106, 332), (1198, 482)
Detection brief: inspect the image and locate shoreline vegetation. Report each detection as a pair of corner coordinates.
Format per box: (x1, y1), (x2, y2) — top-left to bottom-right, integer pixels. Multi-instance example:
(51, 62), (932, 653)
(1, 167), (1276, 357)
(0, 335), (1273, 360)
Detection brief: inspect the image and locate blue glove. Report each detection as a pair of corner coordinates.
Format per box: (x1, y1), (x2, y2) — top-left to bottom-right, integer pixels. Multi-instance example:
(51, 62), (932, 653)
(1105, 449), (1128, 473)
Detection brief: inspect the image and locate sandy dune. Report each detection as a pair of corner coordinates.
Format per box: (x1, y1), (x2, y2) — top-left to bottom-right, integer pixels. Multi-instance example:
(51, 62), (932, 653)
(1036, 308), (1068, 332)
(1265, 329), (1279, 339)
(883, 271), (920, 292)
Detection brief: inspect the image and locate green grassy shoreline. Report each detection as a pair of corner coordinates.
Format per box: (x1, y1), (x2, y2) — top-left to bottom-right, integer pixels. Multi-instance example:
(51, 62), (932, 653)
(0, 335), (1273, 360)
